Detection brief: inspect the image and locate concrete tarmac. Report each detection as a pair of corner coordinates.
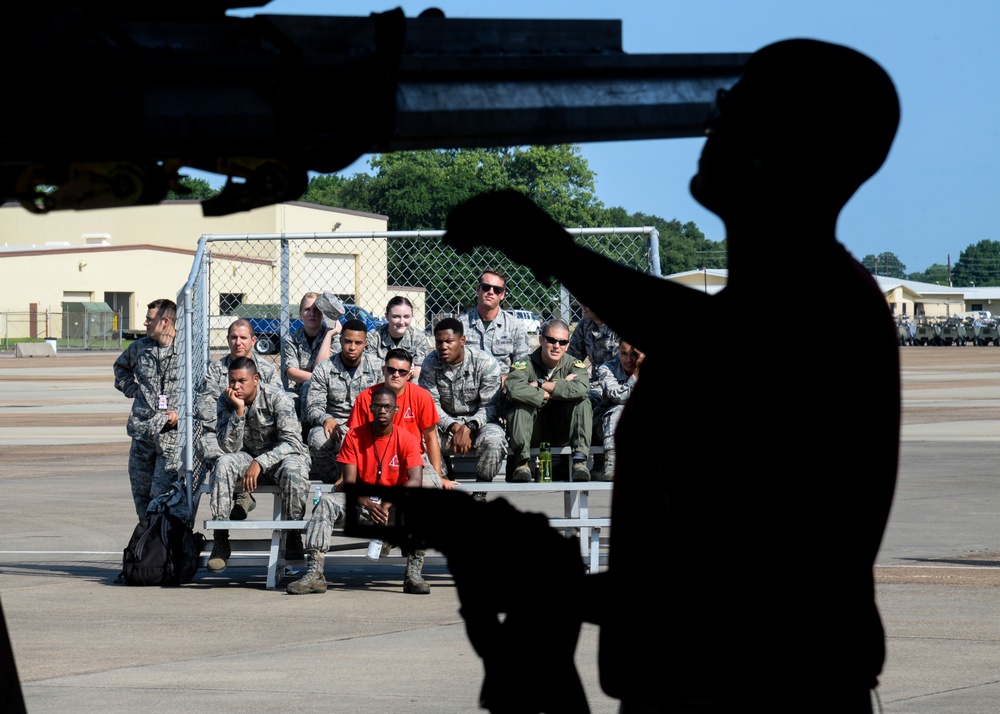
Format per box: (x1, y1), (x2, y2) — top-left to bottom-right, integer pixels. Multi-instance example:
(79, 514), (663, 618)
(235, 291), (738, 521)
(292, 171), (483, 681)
(2, 349), (1000, 712)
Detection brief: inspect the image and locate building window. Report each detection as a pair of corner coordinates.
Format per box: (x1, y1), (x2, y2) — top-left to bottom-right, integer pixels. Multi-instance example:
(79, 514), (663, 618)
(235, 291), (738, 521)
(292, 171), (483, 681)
(220, 293), (244, 315)
(972, 303), (984, 312)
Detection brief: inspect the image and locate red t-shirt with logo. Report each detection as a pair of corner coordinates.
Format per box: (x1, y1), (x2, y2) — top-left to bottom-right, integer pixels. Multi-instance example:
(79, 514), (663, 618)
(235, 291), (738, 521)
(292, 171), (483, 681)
(336, 424), (424, 487)
(347, 382), (439, 447)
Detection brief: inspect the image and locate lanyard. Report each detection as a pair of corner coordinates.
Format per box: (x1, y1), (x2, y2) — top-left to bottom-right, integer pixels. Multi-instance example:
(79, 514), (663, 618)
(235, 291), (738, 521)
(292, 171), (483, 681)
(370, 425), (393, 485)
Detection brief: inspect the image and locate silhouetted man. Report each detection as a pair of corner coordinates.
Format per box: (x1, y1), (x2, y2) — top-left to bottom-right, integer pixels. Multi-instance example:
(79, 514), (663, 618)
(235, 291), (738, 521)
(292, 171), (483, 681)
(442, 38), (900, 713)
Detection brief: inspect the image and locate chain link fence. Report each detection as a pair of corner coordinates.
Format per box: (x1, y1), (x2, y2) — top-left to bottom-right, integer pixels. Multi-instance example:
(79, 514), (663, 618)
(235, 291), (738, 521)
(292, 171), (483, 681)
(174, 227), (659, 509)
(1, 308), (124, 351)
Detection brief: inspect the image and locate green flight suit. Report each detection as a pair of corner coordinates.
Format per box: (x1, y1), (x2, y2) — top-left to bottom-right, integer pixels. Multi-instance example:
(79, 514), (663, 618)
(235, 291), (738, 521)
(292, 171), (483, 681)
(504, 347), (592, 464)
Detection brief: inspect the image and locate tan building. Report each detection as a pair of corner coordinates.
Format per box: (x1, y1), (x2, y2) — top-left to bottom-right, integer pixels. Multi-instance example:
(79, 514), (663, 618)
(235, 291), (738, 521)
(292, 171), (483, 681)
(873, 277), (966, 319)
(0, 200), (389, 339)
(662, 268), (728, 295)
(664, 268), (988, 320)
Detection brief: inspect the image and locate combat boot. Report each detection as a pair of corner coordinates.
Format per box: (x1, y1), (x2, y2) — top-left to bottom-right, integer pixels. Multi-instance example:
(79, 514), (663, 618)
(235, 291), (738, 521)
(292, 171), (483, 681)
(286, 550), (327, 595)
(403, 550), (431, 594)
(601, 449), (616, 481)
(207, 530), (230, 573)
(229, 491), (256, 520)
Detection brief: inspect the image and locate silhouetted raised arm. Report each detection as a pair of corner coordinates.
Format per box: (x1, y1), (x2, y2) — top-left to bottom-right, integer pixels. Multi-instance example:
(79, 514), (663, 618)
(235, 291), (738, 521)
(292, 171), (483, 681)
(444, 190), (707, 353)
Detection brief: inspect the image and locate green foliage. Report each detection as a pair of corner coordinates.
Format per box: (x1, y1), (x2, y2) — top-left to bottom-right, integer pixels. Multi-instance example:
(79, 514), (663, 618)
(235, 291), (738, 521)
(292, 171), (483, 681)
(299, 146), (724, 311)
(860, 252), (907, 279)
(299, 173), (356, 208)
(952, 240), (1000, 286)
(165, 177), (219, 201)
(625, 212), (726, 274)
(906, 263), (951, 285)
(301, 146), (605, 229)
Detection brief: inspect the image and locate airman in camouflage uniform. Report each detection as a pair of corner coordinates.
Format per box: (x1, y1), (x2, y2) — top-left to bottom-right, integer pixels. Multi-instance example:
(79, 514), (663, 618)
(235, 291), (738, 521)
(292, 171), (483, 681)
(113, 299), (183, 520)
(568, 304), (620, 382)
(207, 358), (310, 572)
(418, 317), (506, 483)
(282, 293), (342, 417)
(505, 319), (593, 481)
(366, 323), (429, 371)
(459, 270), (530, 376)
(282, 324), (338, 393)
(195, 319), (281, 468)
(305, 321), (384, 481)
(590, 340), (643, 481)
(366, 296), (430, 383)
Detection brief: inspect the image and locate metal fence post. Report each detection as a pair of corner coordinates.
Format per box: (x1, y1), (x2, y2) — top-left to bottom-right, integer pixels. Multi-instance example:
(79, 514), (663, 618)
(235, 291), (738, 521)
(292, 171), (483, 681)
(558, 284), (571, 323)
(280, 238), (291, 387)
(648, 228), (662, 277)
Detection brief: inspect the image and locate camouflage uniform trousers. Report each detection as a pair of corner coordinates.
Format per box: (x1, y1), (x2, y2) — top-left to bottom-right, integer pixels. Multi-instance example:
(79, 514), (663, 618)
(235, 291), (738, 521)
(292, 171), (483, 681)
(439, 422), (507, 482)
(307, 426), (346, 482)
(304, 473), (443, 553)
(128, 434), (182, 520)
(210, 451), (309, 521)
(594, 403), (625, 452)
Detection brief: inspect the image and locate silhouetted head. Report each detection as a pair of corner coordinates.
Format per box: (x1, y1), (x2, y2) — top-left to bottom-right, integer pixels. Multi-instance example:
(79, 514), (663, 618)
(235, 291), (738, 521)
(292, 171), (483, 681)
(692, 39), (900, 221)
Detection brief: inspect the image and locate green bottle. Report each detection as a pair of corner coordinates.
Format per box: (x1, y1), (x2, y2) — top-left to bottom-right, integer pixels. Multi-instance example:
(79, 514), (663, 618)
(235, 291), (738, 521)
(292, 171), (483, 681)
(539, 442), (553, 483)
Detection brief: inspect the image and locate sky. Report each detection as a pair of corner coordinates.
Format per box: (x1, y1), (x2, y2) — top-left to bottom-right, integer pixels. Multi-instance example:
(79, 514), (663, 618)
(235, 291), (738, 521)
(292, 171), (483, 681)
(210, 0), (1000, 274)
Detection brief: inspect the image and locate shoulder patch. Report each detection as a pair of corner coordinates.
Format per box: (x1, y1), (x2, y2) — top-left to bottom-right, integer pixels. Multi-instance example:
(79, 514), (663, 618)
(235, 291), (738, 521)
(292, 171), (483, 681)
(573, 360), (586, 369)
(512, 360), (528, 370)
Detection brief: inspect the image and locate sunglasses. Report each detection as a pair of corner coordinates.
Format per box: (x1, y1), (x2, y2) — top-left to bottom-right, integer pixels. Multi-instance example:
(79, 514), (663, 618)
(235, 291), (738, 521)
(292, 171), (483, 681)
(478, 283), (506, 294)
(384, 367), (410, 376)
(542, 335), (570, 346)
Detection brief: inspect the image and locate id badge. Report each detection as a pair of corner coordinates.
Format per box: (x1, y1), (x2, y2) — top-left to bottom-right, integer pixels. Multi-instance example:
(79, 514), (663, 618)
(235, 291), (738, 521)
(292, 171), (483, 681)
(158, 394), (169, 411)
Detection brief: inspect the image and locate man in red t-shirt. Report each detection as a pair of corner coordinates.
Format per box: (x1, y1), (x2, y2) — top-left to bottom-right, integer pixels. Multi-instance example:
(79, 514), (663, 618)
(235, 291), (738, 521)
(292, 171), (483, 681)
(287, 387), (432, 595)
(347, 348), (453, 490)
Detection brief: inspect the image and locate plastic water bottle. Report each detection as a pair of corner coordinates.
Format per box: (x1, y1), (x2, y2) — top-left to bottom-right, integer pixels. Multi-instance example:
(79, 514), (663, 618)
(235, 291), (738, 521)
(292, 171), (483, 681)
(312, 485), (322, 508)
(539, 443), (553, 483)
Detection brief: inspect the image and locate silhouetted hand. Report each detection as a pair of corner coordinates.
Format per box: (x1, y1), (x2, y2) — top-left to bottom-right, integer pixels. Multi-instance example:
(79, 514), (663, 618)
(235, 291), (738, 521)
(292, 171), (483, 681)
(445, 190), (575, 285)
(439, 495), (590, 713)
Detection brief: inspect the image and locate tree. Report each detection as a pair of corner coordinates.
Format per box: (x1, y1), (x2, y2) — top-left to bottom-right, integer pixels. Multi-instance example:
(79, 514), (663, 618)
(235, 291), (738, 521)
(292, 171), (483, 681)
(906, 263), (951, 285)
(952, 240), (1000, 286)
(298, 146), (723, 313)
(860, 252), (907, 279)
(301, 145), (605, 229)
(624, 211), (726, 274)
(299, 173), (356, 208)
(165, 176), (218, 201)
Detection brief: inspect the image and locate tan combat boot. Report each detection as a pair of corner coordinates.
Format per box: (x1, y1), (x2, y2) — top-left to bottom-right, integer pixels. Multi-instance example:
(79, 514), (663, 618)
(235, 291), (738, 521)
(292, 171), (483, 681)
(207, 530), (230, 573)
(403, 550), (431, 594)
(285, 550), (327, 595)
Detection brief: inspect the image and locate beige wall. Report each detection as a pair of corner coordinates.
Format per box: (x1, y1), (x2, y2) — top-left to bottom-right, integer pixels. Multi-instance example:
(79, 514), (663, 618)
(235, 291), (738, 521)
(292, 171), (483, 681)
(0, 246), (194, 338)
(0, 201), (387, 253)
(0, 200), (390, 338)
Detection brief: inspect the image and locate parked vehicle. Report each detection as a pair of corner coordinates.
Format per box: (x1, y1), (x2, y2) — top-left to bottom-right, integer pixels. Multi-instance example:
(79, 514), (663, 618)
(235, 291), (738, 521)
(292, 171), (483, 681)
(511, 309), (541, 334)
(974, 320), (1000, 346)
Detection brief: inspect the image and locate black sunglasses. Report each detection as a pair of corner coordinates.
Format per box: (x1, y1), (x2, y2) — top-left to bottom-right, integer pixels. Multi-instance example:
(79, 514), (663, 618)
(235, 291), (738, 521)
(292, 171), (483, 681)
(542, 335), (570, 346)
(384, 367), (410, 376)
(478, 282), (506, 294)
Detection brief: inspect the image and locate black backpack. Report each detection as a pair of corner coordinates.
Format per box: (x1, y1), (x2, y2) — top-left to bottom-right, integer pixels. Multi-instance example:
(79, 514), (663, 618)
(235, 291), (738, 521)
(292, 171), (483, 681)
(122, 508), (204, 586)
